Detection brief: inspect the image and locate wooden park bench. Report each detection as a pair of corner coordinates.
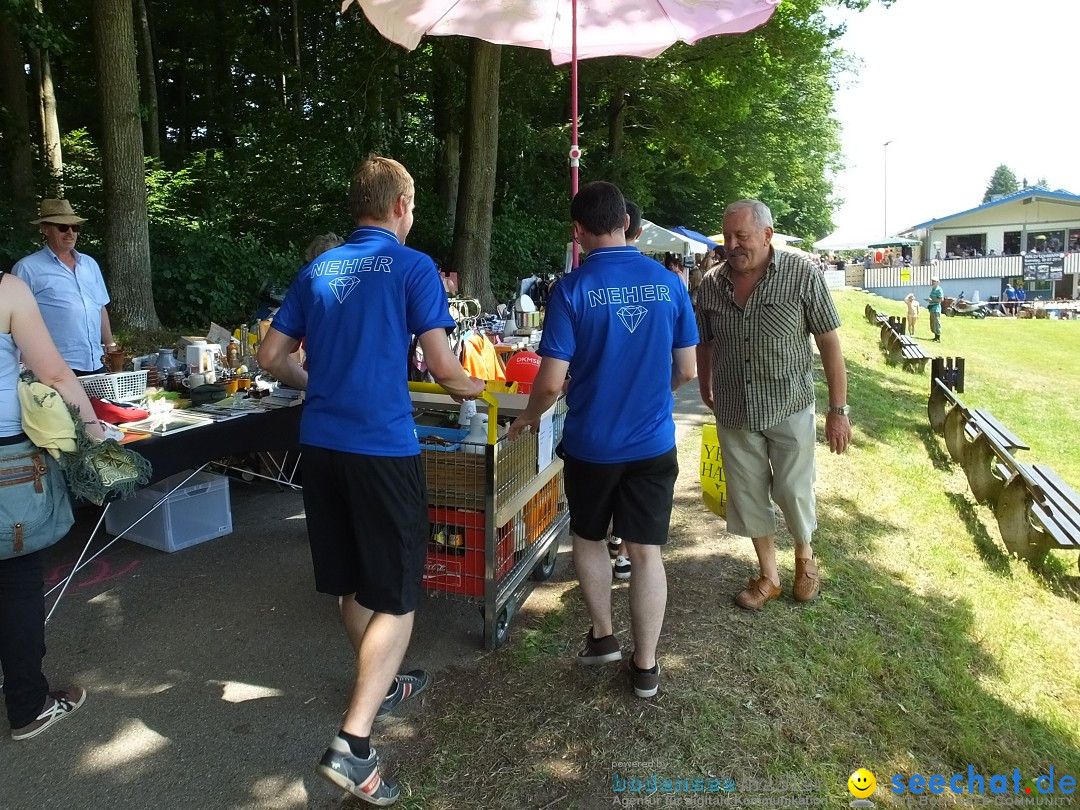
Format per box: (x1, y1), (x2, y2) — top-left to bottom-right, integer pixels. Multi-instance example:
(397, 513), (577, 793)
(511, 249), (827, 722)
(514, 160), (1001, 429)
(876, 316), (929, 373)
(928, 365), (1080, 567)
(895, 335), (930, 374)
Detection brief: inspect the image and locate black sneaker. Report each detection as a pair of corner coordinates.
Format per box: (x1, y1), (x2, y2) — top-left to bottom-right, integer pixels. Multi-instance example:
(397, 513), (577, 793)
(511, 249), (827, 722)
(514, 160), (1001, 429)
(11, 687), (87, 741)
(318, 736), (400, 806)
(613, 554), (631, 580)
(628, 656), (660, 698)
(607, 535), (623, 558)
(376, 669), (431, 720)
(577, 628), (622, 665)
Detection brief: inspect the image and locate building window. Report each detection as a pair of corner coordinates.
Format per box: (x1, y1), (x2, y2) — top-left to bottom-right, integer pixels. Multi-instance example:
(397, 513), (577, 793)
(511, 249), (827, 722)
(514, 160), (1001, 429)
(1004, 231), (1021, 254)
(1028, 230), (1064, 252)
(945, 233), (987, 258)
(1068, 229), (1080, 252)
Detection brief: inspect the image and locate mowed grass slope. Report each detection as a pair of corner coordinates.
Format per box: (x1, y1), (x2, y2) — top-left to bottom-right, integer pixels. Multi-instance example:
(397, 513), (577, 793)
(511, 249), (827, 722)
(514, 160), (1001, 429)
(387, 288), (1080, 810)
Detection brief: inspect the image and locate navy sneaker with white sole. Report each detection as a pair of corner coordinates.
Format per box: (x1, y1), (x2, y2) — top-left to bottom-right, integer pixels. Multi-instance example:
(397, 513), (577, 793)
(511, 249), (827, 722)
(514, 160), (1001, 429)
(376, 669), (431, 719)
(318, 735), (400, 806)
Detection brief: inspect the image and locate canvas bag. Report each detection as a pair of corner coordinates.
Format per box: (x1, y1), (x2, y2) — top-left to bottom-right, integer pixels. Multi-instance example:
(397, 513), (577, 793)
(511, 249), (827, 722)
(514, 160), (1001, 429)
(0, 437), (74, 559)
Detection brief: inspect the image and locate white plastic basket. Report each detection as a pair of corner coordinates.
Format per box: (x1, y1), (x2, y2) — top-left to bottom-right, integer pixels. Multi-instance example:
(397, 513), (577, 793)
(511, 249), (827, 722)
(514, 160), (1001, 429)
(78, 370), (148, 402)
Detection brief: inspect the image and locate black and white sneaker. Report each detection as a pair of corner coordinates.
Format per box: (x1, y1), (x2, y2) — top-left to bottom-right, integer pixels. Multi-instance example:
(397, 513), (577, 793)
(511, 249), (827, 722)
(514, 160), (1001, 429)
(577, 628), (622, 665)
(628, 656), (660, 699)
(10, 687), (86, 741)
(318, 736), (400, 806)
(607, 535), (623, 558)
(376, 669), (431, 719)
(613, 554), (631, 580)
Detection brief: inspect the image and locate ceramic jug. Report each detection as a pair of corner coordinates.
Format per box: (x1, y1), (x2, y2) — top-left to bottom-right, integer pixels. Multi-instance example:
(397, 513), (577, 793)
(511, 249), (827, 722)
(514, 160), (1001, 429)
(156, 348), (178, 373)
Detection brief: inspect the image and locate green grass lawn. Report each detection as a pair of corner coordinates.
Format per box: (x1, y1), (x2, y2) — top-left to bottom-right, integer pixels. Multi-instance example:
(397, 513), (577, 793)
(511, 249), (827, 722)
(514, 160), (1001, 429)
(392, 288), (1080, 810)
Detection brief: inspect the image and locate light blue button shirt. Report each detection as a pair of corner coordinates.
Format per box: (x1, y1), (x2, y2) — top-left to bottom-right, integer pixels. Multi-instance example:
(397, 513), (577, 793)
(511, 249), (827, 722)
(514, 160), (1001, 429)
(12, 247), (110, 371)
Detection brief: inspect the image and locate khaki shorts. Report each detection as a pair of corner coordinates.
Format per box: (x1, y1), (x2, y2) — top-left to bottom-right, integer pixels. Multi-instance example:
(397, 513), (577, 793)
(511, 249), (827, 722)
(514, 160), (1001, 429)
(714, 405), (817, 544)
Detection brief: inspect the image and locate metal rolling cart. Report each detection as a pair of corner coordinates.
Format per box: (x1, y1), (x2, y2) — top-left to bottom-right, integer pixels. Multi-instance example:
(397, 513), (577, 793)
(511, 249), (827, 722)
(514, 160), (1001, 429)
(409, 382), (569, 649)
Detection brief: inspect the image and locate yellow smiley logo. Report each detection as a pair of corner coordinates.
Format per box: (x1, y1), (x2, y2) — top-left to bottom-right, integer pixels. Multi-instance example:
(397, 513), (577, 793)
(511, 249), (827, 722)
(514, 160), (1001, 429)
(848, 768), (877, 798)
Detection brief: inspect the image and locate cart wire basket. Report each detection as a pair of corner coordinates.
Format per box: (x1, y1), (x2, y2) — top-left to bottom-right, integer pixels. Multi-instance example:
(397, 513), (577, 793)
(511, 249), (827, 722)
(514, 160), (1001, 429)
(410, 382), (568, 649)
(78, 370), (149, 402)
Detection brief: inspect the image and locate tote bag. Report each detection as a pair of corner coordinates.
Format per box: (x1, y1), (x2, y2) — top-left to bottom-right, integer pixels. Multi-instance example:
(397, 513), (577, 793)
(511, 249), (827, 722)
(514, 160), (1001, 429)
(0, 438), (75, 559)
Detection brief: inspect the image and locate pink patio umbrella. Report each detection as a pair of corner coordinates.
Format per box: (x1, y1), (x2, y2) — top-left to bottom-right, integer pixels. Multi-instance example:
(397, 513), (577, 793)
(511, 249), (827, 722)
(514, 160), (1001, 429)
(341, 0), (779, 260)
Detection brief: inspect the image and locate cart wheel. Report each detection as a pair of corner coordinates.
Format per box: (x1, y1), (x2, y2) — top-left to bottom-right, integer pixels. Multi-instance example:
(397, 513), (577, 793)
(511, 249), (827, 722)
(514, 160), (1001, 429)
(975, 310), (987, 319)
(478, 605), (511, 648)
(532, 543), (559, 581)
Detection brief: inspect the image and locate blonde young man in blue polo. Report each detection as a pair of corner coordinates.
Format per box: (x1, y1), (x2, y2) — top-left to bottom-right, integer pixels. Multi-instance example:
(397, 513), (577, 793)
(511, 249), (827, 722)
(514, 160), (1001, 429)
(695, 200), (851, 611)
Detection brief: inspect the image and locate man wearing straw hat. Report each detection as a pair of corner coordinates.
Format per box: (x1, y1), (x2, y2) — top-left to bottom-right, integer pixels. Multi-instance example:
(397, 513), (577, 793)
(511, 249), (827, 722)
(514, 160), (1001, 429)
(13, 200), (115, 375)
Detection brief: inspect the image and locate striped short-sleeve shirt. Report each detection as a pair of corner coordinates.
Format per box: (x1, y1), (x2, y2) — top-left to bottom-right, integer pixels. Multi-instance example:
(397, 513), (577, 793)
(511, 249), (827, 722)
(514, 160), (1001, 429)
(695, 250), (841, 432)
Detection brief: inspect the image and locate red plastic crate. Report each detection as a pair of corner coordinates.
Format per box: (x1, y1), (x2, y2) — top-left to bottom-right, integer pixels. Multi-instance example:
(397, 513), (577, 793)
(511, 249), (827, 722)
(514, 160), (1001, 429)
(423, 507), (513, 597)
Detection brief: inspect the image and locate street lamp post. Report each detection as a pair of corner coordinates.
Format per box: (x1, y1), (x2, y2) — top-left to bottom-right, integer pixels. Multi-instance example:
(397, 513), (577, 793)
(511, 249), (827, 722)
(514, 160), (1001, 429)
(883, 140), (893, 236)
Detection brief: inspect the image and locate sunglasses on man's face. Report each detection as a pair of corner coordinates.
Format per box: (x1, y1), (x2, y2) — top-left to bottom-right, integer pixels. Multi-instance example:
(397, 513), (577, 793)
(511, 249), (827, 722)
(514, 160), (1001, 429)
(47, 223), (81, 233)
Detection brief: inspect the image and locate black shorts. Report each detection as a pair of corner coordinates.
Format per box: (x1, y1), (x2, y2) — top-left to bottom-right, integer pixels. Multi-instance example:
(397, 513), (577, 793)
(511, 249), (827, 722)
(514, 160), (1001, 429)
(300, 446), (428, 615)
(560, 446), (679, 545)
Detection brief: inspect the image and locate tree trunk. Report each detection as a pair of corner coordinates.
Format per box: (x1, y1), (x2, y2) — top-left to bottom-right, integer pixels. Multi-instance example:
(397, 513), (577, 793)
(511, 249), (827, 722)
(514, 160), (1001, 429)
(607, 86), (627, 182)
(450, 41), (500, 312)
(290, 0), (302, 114)
(133, 0), (160, 159)
(31, 0), (63, 190)
(211, 0), (235, 152)
(176, 26), (189, 155)
(0, 19), (36, 216)
(34, 47), (64, 192)
(438, 130), (461, 230)
(91, 0), (161, 329)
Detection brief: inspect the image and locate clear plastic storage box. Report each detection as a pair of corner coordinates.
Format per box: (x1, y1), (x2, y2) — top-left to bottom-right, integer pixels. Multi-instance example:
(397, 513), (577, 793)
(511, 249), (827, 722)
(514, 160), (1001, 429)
(105, 470), (232, 552)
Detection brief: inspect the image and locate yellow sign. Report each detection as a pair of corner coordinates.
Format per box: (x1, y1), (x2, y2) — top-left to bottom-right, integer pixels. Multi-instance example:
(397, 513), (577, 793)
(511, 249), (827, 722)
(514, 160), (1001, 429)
(900, 267), (911, 282)
(700, 424), (727, 517)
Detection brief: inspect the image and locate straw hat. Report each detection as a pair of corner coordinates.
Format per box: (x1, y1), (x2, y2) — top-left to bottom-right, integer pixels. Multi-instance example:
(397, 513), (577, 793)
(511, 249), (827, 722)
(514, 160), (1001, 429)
(30, 199), (87, 225)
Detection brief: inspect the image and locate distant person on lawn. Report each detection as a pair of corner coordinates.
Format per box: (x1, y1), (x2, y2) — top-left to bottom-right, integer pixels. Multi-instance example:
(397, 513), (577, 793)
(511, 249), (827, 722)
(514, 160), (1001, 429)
(509, 181), (698, 699)
(904, 293), (920, 335)
(927, 277), (944, 341)
(259, 156), (485, 806)
(695, 199), (851, 611)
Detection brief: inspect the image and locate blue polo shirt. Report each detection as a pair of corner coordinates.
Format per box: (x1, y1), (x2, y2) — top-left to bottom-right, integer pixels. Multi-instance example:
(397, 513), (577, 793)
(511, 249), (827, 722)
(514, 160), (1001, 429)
(540, 246), (698, 464)
(12, 247), (109, 371)
(271, 227), (454, 456)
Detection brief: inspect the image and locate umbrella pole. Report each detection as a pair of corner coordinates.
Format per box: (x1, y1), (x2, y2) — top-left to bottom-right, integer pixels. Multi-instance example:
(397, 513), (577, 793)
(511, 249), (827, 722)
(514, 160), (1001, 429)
(570, 0), (580, 268)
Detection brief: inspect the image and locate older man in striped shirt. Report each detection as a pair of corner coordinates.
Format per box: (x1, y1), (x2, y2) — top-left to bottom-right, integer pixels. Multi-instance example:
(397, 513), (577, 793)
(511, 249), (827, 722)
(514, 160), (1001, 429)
(695, 200), (851, 610)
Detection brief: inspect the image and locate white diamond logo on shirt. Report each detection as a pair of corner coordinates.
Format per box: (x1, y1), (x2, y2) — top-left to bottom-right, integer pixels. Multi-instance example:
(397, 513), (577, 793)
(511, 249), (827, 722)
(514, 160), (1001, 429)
(617, 305), (648, 333)
(328, 276), (361, 304)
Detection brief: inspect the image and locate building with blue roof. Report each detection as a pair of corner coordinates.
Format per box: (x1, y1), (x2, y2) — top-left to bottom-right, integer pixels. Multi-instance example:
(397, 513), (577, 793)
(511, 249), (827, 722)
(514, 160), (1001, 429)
(853, 187), (1080, 303)
(901, 187), (1080, 260)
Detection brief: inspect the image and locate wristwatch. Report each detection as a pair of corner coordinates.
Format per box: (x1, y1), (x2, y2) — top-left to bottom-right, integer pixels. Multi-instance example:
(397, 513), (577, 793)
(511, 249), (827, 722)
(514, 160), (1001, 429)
(828, 405), (850, 416)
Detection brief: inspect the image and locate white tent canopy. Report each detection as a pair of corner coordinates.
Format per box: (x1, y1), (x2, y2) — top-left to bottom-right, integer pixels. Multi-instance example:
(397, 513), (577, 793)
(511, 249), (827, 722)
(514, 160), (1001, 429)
(637, 220), (709, 255)
(812, 236), (874, 251)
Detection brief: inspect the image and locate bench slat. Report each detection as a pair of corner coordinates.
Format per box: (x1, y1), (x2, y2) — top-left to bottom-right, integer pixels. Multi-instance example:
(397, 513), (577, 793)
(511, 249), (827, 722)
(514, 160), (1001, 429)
(972, 408), (1029, 452)
(1029, 465), (1080, 540)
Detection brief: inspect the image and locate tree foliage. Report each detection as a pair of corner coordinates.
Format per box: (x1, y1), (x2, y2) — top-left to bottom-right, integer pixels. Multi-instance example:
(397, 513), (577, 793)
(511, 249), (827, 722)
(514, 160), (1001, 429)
(983, 164), (1020, 203)
(0, 0), (872, 325)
